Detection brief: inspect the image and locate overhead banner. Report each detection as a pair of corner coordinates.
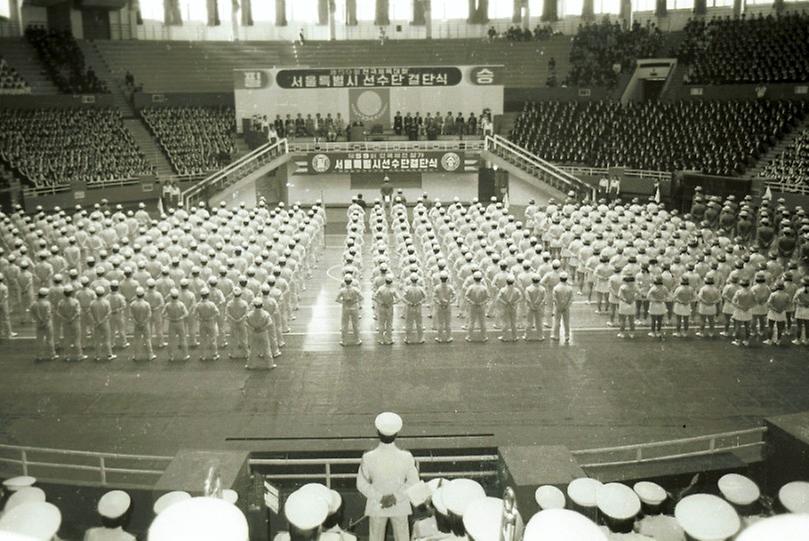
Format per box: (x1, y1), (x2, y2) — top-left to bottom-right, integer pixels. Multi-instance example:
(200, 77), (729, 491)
(234, 65), (504, 134)
(298, 150), (474, 175)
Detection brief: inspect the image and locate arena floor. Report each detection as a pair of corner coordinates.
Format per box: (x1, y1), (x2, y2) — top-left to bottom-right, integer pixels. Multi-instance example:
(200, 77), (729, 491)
(1, 234), (808, 457)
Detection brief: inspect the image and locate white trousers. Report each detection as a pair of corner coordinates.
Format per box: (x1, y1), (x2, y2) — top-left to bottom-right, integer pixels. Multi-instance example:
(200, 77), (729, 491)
(368, 515), (409, 541)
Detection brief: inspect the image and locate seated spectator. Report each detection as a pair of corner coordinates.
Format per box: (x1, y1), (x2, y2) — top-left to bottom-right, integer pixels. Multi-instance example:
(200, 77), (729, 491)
(510, 99), (807, 176)
(140, 106), (236, 176)
(0, 55), (32, 95)
(24, 26), (108, 94)
(759, 128), (809, 191)
(0, 107), (155, 187)
(679, 12), (809, 85)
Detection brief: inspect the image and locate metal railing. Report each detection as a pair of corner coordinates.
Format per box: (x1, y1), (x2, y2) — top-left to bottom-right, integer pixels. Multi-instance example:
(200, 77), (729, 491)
(250, 453), (499, 488)
(181, 137), (289, 208)
(22, 176), (142, 198)
(484, 134), (591, 197)
(556, 165), (673, 181)
(0, 443), (173, 489)
(571, 427), (767, 469)
(288, 139), (485, 154)
(765, 179), (809, 195)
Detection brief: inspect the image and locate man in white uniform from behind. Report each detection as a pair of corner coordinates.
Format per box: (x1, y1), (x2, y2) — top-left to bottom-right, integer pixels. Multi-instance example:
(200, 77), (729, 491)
(357, 411), (420, 541)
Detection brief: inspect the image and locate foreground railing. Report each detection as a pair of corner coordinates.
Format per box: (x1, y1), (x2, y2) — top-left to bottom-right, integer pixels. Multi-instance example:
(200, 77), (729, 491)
(484, 135), (591, 197)
(557, 165), (673, 182)
(0, 443), (173, 489)
(181, 137), (289, 208)
(570, 427), (767, 470)
(765, 178), (809, 195)
(22, 176), (142, 198)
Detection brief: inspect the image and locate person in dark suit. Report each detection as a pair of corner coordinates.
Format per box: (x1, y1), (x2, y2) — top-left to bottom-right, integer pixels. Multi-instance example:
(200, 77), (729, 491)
(393, 112), (403, 136)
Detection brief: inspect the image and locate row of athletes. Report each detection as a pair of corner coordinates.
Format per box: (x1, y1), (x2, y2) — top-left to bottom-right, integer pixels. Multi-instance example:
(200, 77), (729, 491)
(0, 199), (327, 364)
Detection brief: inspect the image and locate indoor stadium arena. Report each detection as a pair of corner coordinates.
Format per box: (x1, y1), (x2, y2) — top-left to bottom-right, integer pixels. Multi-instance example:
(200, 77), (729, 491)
(1, 0), (809, 539)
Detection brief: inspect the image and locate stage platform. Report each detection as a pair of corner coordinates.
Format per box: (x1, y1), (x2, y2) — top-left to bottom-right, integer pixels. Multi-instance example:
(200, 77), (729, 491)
(1, 234), (808, 458)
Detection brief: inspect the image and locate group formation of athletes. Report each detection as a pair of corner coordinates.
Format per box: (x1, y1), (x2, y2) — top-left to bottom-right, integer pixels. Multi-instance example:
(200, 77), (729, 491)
(0, 200), (325, 367)
(333, 189), (809, 347)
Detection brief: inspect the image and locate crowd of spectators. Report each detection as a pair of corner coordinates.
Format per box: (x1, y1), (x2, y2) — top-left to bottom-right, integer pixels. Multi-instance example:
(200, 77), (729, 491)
(24, 26), (108, 94)
(567, 19), (665, 87)
(0, 55), (31, 95)
(0, 108), (154, 187)
(141, 106), (236, 176)
(488, 24), (554, 41)
(759, 128), (809, 189)
(679, 12), (809, 85)
(510, 99), (807, 175)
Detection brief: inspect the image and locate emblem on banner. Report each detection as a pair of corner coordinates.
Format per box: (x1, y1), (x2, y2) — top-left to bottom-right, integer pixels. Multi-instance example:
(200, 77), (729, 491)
(311, 154), (331, 173)
(349, 88), (390, 128)
(441, 152), (461, 172)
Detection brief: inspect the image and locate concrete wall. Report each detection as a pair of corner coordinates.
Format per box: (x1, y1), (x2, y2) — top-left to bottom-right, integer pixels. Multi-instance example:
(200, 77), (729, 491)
(133, 92), (235, 109)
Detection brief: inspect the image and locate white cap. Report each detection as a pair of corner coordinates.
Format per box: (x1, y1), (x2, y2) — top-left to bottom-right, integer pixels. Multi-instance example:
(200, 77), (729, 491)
(567, 478), (603, 508)
(148, 496), (249, 541)
(534, 485), (566, 510)
(98, 490), (131, 519)
(633, 481), (667, 506)
(523, 509), (607, 541)
(3, 488), (46, 511)
(736, 513), (809, 541)
(462, 497), (503, 541)
(718, 474), (760, 506)
(153, 491), (192, 515)
(2, 477), (36, 492)
(596, 483), (640, 521)
(778, 481), (809, 513)
(374, 412), (403, 436)
(222, 489), (238, 505)
(0, 501), (61, 541)
(328, 490), (342, 514)
(443, 479), (486, 516)
(297, 483), (332, 507)
(284, 488), (329, 530)
(432, 485), (449, 515)
(674, 494), (740, 540)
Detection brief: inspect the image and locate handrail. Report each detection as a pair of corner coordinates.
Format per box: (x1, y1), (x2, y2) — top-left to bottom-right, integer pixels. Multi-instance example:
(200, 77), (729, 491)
(555, 164), (673, 181)
(288, 140), (485, 153)
(765, 179), (809, 195)
(484, 134), (590, 196)
(571, 426), (767, 469)
(181, 137), (289, 208)
(22, 176), (142, 197)
(0, 443), (173, 488)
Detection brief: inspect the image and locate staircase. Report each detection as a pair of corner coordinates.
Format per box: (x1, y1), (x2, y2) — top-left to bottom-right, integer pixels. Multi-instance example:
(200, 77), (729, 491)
(77, 40), (136, 117)
(746, 114), (809, 179)
(233, 135), (251, 159)
(0, 39), (58, 94)
(124, 118), (175, 177)
(497, 112), (520, 137)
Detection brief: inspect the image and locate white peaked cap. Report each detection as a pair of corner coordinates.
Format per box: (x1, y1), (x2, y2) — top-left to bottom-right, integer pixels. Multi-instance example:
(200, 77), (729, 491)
(462, 497), (504, 541)
(0, 502), (61, 541)
(735, 513), (809, 541)
(674, 494), (740, 541)
(2, 478), (36, 492)
(148, 497), (249, 541)
(596, 483), (641, 521)
(3, 488), (46, 512)
(374, 412), (403, 436)
(283, 488), (329, 530)
(297, 483), (332, 506)
(534, 485), (566, 510)
(222, 489), (238, 505)
(98, 490), (131, 519)
(523, 509), (607, 541)
(328, 490), (342, 514)
(779, 481), (809, 513)
(432, 485), (449, 515)
(718, 474), (760, 506)
(153, 491), (192, 515)
(567, 478), (603, 508)
(442, 479), (487, 516)
(633, 481), (667, 506)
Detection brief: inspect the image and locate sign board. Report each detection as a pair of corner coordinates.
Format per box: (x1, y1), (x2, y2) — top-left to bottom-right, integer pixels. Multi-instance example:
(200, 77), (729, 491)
(299, 150), (469, 174)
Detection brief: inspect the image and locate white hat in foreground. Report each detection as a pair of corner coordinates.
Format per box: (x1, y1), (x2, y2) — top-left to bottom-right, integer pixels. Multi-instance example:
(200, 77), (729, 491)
(432, 485), (449, 515)
(779, 481), (809, 513)
(2, 477), (36, 493)
(735, 513), (809, 541)
(523, 509), (607, 541)
(284, 488), (329, 530)
(327, 490), (342, 514)
(633, 481), (667, 506)
(374, 412), (403, 436)
(3, 488), (46, 512)
(534, 485), (565, 510)
(153, 491), (191, 515)
(596, 483), (640, 521)
(98, 490), (131, 519)
(148, 496), (248, 541)
(674, 494), (740, 541)
(442, 479), (486, 516)
(462, 497), (504, 541)
(718, 474), (760, 506)
(0, 501), (61, 541)
(567, 478), (603, 508)
(222, 489), (238, 505)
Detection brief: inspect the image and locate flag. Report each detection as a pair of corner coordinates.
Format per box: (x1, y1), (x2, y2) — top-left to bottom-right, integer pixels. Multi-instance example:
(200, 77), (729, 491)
(654, 184), (660, 203)
(502, 192), (510, 211)
(763, 185), (772, 202)
(157, 194), (165, 218)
